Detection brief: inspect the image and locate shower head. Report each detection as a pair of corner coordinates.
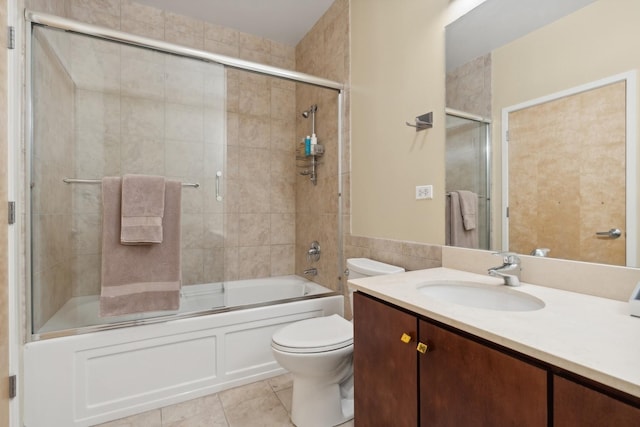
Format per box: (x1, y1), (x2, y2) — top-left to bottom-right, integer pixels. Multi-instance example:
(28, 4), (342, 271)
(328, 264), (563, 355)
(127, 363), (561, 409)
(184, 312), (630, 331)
(301, 104), (318, 118)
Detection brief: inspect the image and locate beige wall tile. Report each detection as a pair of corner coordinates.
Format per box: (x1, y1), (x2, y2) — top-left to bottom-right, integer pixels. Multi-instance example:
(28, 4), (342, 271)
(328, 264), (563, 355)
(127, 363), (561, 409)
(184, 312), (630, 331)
(75, 90), (121, 134)
(238, 79), (270, 117)
(238, 213), (270, 246)
(72, 213), (101, 255)
(204, 248), (225, 284)
(238, 246), (270, 279)
(26, 0), (66, 14)
(237, 180), (271, 213)
(165, 65), (205, 107)
(72, 254), (102, 296)
(204, 38), (239, 57)
(238, 117), (270, 149)
(120, 136), (164, 176)
(181, 213), (204, 249)
(271, 245), (295, 276)
(182, 248), (205, 285)
(204, 214), (224, 248)
(239, 32), (270, 55)
(224, 247), (239, 281)
(164, 11), (204, 50)
(121, 97), (164, 138)
(75, 132), (121, 178)
(205, 22), (238, 45)
(165, 103), (205, 142)
(270, 213), (295, 245)
(271, 119), (296, 152)
(65, 0), (121, 29)
(121, 0), (165, 39)
(121, 58), (165, 100)
(165, 141), (204, 177)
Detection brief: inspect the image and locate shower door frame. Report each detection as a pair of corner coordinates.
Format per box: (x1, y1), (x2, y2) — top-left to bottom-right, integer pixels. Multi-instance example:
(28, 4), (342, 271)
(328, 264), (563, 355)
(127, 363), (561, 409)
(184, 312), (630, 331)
(23, 10), (346, 341)
(445, 107), (493, 249)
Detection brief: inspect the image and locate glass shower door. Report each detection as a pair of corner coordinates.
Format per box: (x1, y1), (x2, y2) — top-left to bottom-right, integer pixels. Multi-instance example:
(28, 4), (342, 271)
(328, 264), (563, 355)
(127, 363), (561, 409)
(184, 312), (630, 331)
(29, 25), (226, 333)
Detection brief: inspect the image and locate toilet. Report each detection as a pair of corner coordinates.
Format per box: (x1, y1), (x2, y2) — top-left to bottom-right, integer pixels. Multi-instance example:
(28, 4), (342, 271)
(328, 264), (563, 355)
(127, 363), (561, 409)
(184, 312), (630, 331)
(271, 258), (405, 427)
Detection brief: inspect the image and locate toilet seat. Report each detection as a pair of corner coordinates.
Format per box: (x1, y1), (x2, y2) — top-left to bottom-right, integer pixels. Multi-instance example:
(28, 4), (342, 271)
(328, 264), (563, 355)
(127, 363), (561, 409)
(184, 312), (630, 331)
(272, 314), (353, 354)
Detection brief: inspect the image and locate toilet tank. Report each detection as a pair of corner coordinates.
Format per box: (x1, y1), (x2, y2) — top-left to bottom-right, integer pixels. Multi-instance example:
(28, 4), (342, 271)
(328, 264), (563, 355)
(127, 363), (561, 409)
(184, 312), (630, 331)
(346, 258), (405, 280)
(346, 258), (404, 316)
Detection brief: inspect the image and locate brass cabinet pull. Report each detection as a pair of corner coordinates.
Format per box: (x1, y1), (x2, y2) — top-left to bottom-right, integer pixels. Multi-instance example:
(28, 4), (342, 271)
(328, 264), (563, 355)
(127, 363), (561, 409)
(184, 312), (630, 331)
(400, 333), (412, 344)
(416, 342), (429, 354)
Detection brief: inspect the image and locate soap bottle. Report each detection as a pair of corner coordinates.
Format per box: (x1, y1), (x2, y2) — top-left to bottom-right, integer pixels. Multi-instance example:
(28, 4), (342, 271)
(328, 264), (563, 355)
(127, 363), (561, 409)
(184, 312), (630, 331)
(304, 135), (311, 156)
(310, 133), (318, 155)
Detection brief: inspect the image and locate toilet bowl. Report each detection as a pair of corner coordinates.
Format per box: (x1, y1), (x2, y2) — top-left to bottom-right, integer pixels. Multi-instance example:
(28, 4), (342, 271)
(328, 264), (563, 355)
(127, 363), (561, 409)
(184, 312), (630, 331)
(271, 258), (404, 427)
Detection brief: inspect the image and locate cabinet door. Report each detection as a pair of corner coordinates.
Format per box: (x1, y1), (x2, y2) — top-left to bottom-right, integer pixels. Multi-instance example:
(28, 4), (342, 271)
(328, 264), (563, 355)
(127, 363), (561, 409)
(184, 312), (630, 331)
(554, 375), (640, 426)
(354, 292), (418, 426)
(419, 320), (547, 427)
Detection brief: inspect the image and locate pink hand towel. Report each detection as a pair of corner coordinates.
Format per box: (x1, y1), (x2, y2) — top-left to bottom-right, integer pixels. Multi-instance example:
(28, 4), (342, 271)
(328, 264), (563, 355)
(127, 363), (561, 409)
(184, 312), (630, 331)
(457, 190), (478, 231)
(120, 174), (165, 245)
(447, 191), (478, 249)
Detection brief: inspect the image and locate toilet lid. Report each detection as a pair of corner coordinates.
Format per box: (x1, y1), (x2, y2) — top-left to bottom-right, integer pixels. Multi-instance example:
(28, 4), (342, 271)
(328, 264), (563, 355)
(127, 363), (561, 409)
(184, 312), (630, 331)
(272, 314), (353, 353)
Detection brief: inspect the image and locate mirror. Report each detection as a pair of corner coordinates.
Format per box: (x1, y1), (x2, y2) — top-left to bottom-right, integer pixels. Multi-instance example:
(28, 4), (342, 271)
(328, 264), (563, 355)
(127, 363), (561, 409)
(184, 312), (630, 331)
(445, 0), (639, 267)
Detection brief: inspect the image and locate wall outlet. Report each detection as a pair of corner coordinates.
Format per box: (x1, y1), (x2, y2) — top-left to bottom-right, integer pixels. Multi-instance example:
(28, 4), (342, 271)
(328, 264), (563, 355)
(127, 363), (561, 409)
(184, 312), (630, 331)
(416, 185), (433, 200)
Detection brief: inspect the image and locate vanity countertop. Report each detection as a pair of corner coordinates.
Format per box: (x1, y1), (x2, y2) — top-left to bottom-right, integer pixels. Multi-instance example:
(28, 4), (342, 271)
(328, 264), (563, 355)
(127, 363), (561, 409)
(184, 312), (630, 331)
(348, 267), (640, 399)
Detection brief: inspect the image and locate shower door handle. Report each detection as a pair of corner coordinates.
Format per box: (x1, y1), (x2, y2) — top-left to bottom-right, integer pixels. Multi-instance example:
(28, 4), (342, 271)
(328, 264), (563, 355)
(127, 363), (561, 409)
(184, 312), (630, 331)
(216, 171), (223, 201)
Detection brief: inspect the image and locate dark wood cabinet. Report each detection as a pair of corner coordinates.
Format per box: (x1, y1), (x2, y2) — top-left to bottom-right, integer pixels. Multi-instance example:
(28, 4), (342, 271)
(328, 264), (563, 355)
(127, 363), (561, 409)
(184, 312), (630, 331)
(554, 375), (640, 427)
(354, 292), (546, 426)
(419, 320), (547, 427)
(353, 292), (418, 426)
(353, 292), (640, 427)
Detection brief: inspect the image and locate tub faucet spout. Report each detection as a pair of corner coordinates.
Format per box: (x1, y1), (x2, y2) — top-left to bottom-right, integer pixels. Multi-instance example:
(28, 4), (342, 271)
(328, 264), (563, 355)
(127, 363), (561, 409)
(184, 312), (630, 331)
(303, 268), (318, 277)
(488, 252), (521, 286)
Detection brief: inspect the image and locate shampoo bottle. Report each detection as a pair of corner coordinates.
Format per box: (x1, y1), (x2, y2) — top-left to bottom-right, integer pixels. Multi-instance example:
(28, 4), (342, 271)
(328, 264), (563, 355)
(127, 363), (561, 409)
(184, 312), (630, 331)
(304, 135), (311, 156)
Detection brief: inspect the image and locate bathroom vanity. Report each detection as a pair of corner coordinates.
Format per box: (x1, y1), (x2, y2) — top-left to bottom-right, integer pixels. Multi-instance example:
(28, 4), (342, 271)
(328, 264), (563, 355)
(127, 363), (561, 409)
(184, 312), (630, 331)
(350, 268), (640, 426)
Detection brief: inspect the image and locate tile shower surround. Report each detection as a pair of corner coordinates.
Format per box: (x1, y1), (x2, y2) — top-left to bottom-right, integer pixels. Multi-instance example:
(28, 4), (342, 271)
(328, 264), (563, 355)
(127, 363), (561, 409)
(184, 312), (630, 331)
(26, 0), (302, 330)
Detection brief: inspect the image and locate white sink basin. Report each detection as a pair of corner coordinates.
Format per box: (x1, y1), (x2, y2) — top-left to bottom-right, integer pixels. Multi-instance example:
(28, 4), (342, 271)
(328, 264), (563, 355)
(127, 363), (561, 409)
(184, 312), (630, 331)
(417, 281), (545, 312)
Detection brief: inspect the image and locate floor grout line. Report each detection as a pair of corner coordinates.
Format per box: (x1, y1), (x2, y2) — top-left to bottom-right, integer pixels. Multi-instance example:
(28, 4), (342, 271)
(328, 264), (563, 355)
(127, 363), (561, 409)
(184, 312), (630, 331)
(94, 373), (354, 426)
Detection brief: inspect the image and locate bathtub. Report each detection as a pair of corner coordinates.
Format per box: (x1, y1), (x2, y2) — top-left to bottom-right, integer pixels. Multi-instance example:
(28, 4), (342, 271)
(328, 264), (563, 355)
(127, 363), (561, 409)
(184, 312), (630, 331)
(24, 276), (343, 427)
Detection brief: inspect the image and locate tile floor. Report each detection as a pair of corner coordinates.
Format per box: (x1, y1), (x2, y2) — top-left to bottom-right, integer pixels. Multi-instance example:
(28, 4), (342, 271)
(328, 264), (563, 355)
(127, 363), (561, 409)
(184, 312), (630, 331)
(95, 374), (355, 427)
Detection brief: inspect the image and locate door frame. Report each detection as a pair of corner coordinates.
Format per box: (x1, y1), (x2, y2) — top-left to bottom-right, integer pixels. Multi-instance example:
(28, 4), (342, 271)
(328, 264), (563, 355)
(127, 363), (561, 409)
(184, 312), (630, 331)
(501, 71), (637, 266)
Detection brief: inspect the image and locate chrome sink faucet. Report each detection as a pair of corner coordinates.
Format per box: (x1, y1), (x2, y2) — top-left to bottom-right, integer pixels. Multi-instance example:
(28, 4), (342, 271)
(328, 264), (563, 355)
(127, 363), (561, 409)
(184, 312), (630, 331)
(488, 252), (521, 286)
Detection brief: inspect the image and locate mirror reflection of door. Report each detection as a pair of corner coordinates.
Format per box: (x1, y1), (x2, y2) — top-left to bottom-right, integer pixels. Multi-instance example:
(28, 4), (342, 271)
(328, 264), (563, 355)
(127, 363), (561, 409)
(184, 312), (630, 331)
(507, 81), (626, 265)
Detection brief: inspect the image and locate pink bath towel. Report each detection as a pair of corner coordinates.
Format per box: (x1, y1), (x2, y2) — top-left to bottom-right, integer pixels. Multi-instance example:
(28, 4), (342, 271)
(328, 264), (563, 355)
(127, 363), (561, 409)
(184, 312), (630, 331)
(100, 177), (182, 316)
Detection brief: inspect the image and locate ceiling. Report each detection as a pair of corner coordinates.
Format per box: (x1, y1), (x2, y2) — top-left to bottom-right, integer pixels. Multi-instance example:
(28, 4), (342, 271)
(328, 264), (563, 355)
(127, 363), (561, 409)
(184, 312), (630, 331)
(446, 0), (598, 71)
(135, 0), (335, 46)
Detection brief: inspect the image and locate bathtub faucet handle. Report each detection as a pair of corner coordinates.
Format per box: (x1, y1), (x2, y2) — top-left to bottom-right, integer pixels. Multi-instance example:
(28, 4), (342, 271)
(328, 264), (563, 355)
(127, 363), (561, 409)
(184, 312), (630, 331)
(303, 268), (318, 277)
(307, 241), (321, 263)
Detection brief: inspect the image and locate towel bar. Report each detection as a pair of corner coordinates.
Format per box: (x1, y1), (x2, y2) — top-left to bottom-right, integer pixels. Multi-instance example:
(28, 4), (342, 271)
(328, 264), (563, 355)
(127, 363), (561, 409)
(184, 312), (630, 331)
(62, 178), (200, 188)
(446, 192), (487, 199)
